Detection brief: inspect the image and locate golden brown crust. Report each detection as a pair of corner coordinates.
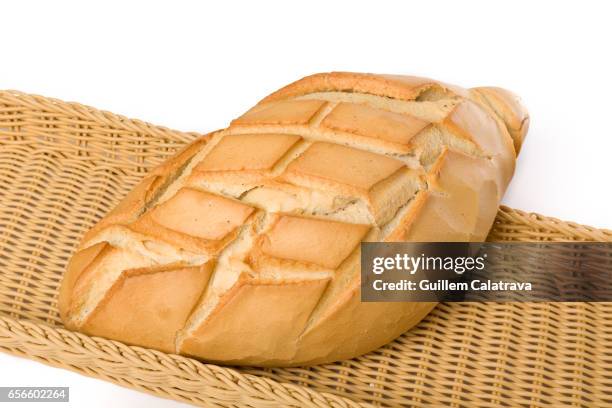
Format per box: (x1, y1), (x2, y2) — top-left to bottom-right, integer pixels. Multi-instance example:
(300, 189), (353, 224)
(260, 72), (468, 104)
(179, 277), (330, 365)
(60, 72), (528, 366)
(393, 148), (500, 241)
(258, 214), (370, 269)
(58, 241), (108, 324)
(80, 136), (210, 245)
(321, 102), (431, 147)
(470, 87), (530, 154)
(296, 295), (437, 365)
(442, 100), (515, 192)
(81, 263), (213, 353)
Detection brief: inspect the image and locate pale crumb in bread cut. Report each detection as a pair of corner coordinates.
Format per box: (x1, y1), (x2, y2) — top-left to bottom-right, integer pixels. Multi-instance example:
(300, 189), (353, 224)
(241, 183), (374, 225)
(176, 211), (272, 346)
(307, 101), (338, 127)
(412, 124), (484, 168)
(250, 253), (334, 282)
(380, 192), (426, 239)
(154, 132), (226, 207)
(82, 225), (210, 266)
(415, 86), (457, 102)
(242, 173), (415, 228)
(188, 176), (376, 226)
(189, 173), (378, 226)
(269, 139), (313, 175)
(213, 211), (272, 292)
(309, 197), (373, 225)
(388, 152), (422, 170)
(295, 91), (459, 123)
(141, 143), (207, 216)
(368, 167), (423, 226)
(188, 178), (256, 199)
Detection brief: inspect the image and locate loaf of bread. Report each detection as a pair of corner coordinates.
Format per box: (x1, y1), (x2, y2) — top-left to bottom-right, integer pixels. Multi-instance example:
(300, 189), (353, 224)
(59, 72), (529, 366)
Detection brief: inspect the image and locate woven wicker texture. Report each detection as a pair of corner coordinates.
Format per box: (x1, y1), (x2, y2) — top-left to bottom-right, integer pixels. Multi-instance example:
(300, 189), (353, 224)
(0, 90), (610, 407)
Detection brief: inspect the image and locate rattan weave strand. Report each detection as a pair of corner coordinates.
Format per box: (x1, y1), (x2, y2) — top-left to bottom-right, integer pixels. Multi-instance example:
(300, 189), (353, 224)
(0, 90), (610, 407)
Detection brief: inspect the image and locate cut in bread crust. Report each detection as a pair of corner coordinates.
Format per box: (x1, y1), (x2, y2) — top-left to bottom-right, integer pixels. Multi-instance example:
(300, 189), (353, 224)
(59, 72), (529, 366)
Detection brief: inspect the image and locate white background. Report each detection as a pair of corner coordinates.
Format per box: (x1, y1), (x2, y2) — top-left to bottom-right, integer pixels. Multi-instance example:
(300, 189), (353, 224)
(0, 1), (610, 407)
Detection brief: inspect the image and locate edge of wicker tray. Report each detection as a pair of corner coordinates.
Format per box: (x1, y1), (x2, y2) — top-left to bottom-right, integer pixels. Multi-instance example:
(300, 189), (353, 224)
(0, 315), (364, 407)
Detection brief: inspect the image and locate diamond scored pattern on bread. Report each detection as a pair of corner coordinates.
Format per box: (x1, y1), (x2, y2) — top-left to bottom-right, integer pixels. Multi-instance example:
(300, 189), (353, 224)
(59, 72), (529, 366)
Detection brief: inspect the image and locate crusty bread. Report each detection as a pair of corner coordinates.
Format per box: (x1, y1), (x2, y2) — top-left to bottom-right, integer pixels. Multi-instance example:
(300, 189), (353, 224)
(59, 72), (529, 366)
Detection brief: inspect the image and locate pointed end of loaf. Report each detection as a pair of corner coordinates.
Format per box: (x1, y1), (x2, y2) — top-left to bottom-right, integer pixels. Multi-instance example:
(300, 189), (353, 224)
(470, 87), (530, 155)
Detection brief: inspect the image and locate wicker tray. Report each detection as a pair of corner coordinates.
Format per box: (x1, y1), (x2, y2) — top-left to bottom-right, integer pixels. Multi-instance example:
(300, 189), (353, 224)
(1, 90), (610, 408)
